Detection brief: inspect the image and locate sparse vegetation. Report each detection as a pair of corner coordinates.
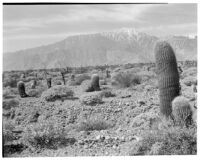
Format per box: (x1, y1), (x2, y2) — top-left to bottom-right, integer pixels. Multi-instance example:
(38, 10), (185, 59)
(111, 71), (141, 88)
(77, 118), (113, 131)
(129, 125), (196, 155)
(2, 60), (197, 157)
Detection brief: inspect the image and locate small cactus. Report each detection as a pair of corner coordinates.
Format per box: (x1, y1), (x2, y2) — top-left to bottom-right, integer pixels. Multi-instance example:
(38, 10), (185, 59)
(17, 81), (28, 98)
(85, 74), (101, 92)
(46, 77), (52, 88)
(172, 96), (193, 127)
(106, 69), (110, 78)
(154, 41), (180, 118)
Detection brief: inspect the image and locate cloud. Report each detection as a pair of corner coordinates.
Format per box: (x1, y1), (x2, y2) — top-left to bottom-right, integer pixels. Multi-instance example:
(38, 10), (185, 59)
(3, 4), (197, 52)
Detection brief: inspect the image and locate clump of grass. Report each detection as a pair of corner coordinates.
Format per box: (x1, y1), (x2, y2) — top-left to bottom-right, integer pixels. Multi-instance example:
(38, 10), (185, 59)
(41, 85), (74, 102)
(99, 90), (116, 98)
(80, 92), (103, 106)
(77, 118), (113, 131)
(111, 71), (141, 88)
(3, 99), (19, 110)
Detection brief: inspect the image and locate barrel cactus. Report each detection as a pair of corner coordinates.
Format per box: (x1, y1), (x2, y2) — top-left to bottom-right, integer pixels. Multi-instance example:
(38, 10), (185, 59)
(172, 96), (193, 127)
(86, 74), (101, 92)
(17, 81), (28, 98)
(46, 77), (52, 88)
(154, 41), (180, 118)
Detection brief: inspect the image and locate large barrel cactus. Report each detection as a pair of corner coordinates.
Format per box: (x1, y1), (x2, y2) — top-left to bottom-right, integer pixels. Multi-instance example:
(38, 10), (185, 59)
(154, 41), (180, 118)
(85, 74), (101, 92)
(17, 81), (28, 98)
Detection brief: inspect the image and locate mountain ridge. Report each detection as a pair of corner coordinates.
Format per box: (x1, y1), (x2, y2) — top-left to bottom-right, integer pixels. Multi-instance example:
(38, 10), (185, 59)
(3, 28), (197, 71)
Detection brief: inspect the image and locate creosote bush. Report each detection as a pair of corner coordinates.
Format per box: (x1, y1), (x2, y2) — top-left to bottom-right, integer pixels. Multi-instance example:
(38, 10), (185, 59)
(21, 120), (67, 150)
(80, 92), (103, 106)
(77, 118), (113, 131)
(74, 74), (90, 85)
(129, 126), (196, 155)
(41, 85), (74, 102)
(111, 72), (141, 88)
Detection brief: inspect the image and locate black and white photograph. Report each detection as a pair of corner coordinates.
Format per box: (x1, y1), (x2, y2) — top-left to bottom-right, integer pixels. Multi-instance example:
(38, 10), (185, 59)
(2, 1), (198, 157)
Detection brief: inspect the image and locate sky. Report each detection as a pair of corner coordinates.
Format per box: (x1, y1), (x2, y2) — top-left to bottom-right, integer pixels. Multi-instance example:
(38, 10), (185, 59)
(3, 3), (197, 53)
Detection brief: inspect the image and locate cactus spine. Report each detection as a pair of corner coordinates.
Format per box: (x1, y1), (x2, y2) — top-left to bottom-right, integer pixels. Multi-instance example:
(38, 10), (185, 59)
(17, 81), (28, 98)
(154, 41), (180, 118)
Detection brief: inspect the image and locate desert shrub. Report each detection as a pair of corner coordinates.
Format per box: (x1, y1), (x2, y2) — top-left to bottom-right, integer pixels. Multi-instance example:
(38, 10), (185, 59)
(3, 120), (18, 145)
(41, 85), (74, 102)
(80, 92), (103, 106)
(182, 76), (197, 86)
(2, 120), (25, 157)
(74, 74), (90, 85)
(129, 126), (196, 155)
(99, 90), (116, 98)
(23, 76), (36, 83)
(3, 77), (18, 88)
(99, 79), (107, 85)
(77, 118), (112, 131)
(111, 72), (141, 88)
(3, 87), (18, 99)
(21, 119), (67, 150)
(182, 67), (197, 78)
(3, 99), (19, 110)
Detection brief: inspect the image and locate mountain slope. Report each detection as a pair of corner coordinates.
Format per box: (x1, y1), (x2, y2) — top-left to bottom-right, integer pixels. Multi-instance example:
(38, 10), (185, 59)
(3, 28), (197, 71)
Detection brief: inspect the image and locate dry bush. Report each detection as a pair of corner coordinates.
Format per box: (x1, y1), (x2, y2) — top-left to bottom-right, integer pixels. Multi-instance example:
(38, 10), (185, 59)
(111, 71), (141, 88)
(99, 90), (116, 98)
(182, 67), (197, 78)
(182, 76), (197, 86)
(41, 85), (74, 102)
(3, 77), (18, 88)
(74, 74), (90, 85)
(3, 99), (19, 110)
(3, 87), (18, 99)
(77, 117), (113, 131)
(80, 92), (103, 106)
(21, 119), (69, 150)
(99, 79), (107, 85)
(2, 119), (25, 157)
(129, 126), (196, 155)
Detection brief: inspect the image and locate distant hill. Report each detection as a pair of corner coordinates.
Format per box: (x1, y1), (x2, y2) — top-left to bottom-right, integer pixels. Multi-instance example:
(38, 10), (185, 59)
(3, 28), (197, 71)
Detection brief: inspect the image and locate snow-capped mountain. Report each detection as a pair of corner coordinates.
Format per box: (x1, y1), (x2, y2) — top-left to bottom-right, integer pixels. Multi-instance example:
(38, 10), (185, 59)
(3, 28), (197, 71)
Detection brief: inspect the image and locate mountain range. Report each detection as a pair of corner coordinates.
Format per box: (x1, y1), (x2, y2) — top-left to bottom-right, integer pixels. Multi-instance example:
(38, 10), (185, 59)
(3, 28), (197, 71)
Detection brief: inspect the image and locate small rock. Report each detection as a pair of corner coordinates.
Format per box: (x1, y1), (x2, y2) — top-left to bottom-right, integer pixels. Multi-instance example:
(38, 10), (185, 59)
(114, 137), (119, 140)
(78, 140), (84, 145)
(105, 151), (109, 155)
(121, 136), (126, 142)
(105, 135), (110, 140)
(96, 135), (101, 140)
(84, 144), (88, 149)
(126, 102), (130, 106)
(113, 145), (117, 149)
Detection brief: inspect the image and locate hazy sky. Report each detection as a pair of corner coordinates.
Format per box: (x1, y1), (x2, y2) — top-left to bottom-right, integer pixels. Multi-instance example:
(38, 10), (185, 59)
(3, 3), (197, 52)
